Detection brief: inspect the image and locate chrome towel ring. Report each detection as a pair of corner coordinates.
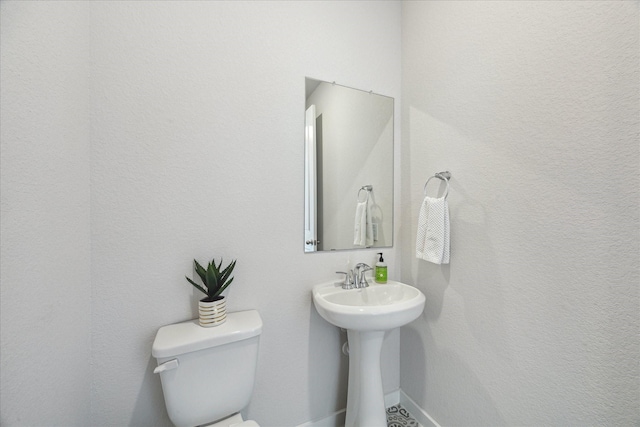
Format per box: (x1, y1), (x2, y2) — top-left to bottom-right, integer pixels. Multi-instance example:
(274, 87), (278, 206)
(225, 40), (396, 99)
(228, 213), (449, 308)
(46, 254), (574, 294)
(423, 171), (451, 199)
(357, 185), (373, 202)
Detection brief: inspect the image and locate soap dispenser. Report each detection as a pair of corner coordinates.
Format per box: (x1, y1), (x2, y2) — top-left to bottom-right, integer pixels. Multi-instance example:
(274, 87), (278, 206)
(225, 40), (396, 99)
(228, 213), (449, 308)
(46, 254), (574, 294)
(375, 253), (387, 284)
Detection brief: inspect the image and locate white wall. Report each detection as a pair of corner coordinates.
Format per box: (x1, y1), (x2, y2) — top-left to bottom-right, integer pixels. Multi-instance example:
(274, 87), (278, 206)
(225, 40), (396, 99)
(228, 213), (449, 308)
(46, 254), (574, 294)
(89, 3), (401, 424)
(0, 1), (402, 426)
(400, 1), (639, 425)
(0, 2), (92, 425)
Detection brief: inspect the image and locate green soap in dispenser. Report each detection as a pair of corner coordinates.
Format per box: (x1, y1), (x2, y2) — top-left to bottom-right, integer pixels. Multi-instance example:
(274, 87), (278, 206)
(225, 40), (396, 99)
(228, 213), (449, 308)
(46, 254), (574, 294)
(375, 252), (387, 284)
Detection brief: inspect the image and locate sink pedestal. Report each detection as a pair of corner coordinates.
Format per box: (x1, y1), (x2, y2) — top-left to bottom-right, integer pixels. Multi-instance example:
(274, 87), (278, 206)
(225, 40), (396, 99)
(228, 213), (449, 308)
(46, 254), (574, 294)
(311, 281), (426, 427)
(344, 330), (387, 427)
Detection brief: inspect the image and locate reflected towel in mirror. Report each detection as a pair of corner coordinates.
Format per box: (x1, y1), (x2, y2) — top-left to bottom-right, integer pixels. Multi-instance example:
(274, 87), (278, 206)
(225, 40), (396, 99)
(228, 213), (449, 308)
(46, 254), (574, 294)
(354, 198), (373, 247)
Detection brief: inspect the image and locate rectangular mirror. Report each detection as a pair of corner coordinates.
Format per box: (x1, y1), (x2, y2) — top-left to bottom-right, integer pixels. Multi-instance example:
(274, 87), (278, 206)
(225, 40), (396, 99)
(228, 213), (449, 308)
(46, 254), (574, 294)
(305, 78), (394, 252)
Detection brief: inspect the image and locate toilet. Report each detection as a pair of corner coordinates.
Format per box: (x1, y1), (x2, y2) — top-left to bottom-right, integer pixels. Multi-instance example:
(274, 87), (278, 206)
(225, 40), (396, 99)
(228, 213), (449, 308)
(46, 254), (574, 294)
(152, 310), (262, 427)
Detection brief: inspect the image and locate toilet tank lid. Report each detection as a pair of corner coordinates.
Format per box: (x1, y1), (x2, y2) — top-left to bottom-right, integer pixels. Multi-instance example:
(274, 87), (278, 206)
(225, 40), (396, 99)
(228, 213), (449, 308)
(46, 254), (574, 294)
(152, 310), (262, 358)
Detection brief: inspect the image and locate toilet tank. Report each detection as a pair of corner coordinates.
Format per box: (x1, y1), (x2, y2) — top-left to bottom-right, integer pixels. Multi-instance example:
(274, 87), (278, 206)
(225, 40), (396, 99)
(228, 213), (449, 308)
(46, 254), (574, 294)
(152, 310), (262, 427)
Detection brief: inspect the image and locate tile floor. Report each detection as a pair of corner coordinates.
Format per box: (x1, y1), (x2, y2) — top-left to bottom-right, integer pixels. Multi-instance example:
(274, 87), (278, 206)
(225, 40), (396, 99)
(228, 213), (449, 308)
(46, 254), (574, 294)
(386, 405), (420, 427)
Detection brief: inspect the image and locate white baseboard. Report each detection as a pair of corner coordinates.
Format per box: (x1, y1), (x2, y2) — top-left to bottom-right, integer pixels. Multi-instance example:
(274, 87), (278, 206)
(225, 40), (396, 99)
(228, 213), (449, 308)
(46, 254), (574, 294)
(295, 408), (345, 427)
(384, 389), (401, 408)
(399, 389), (441, 427)
(296, 389), (440, 427)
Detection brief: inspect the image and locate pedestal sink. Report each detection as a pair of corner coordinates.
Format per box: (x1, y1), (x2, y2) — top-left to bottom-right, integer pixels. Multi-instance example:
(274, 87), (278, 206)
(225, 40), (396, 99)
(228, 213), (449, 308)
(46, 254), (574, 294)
(312, 280), (425, 427)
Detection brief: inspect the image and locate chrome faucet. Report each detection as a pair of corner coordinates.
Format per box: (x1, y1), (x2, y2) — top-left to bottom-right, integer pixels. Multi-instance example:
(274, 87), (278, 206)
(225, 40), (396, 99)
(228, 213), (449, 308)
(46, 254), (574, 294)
(336, 264), (372, 289)
(354, 263), (372, 288)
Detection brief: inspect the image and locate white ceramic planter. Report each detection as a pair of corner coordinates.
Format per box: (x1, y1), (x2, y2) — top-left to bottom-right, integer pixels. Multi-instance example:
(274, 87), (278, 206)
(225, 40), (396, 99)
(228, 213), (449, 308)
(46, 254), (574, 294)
(198, 297), (226, 327)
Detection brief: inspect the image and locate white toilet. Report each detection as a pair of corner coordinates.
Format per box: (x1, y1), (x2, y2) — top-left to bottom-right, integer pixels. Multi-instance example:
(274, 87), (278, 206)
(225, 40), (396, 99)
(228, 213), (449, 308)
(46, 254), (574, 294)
(152, 310), (262, 427)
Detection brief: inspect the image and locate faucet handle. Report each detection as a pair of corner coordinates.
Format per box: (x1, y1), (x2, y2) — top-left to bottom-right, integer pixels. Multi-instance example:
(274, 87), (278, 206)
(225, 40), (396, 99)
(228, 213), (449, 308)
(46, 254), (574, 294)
(355, 264), (372, 288)
(335, 271), (354, 289)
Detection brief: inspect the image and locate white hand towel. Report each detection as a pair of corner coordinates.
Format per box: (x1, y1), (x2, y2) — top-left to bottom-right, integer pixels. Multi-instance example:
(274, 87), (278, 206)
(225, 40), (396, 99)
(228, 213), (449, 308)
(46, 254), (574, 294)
(416, 196), (450, 264)
(354, 198), (373, 247)
(365, 199), (373, 247)
(354, 200), (367, 246)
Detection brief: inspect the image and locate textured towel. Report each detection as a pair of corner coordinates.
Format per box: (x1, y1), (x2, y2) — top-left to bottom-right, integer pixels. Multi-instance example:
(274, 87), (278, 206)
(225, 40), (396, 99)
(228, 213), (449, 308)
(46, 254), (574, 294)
(416, 196), (450, 264)
(354, 198), (373, 247)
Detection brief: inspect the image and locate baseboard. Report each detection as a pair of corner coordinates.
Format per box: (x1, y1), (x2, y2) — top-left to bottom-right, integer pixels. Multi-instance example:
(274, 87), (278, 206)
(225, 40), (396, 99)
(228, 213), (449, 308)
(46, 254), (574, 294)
(295, 408), (346, 427)
(296, 390), (400, 427)
(297, 389), (444, 427)
(399, 389), (441, 427)
(384, 389), (401, 408)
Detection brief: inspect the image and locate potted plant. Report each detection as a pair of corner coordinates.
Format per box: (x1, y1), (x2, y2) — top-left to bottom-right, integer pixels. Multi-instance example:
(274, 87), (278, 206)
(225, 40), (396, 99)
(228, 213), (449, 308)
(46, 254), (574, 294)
(186, 257), (236, 327)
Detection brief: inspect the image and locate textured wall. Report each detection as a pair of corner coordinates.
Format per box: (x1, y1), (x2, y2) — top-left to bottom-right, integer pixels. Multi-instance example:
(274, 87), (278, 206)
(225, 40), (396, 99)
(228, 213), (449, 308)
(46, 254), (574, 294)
(0, 2), (92, 425)
(88, 3), (400, 424)
(0, 2), (400, 426)
(400, 1), (639, 425)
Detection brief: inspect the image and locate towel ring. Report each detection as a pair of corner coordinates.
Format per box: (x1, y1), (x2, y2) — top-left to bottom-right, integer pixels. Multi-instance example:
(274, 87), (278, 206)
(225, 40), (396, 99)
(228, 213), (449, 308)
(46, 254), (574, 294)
(357, 185), (372, 202)
(423, 172), (451, 199)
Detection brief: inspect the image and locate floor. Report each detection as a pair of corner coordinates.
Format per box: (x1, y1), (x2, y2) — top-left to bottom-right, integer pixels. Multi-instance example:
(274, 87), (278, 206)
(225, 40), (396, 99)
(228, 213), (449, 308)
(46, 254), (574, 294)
(386, 405), (420, 427)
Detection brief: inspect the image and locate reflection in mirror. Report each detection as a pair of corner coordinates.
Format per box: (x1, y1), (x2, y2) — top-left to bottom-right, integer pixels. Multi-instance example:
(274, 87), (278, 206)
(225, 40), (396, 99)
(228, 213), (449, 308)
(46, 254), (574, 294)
(305, 78), (394, 252)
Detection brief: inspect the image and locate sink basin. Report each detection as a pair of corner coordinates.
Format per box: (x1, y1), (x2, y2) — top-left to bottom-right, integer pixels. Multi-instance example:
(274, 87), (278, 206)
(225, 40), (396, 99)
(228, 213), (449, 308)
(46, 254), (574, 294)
(312, 280), (425, 331)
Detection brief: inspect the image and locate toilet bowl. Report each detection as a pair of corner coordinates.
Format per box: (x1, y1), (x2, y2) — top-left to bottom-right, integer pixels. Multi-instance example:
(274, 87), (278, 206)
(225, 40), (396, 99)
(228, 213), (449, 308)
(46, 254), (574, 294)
(152, 310), (262, 427)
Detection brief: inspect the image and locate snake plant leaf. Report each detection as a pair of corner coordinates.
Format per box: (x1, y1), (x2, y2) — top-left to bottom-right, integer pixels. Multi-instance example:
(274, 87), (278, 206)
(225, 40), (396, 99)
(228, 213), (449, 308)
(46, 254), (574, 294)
(205, 262), (219, 295)
(185, 276), (208, 296)
(215, 276), (234, 297)
(219, 260), (236, 285)
(213, 259), (221, 281)
(194, 259), (208, 283)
